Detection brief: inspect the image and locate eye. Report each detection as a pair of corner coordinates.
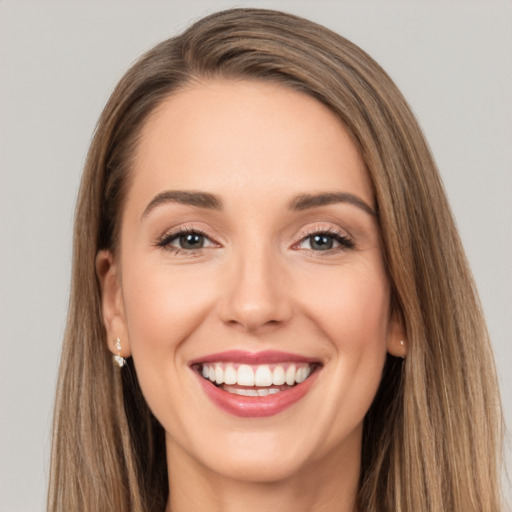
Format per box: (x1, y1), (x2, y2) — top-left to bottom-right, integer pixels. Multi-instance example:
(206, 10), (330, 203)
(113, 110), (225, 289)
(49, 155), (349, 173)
(173, 232), (207, 250)
(307, 234), (336, 251)
(296, 231), (354, 252)
(157, 228), (217, 252)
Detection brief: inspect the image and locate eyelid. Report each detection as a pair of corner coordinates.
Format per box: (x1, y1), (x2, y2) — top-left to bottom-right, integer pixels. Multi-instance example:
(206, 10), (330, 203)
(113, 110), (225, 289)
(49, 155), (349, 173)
(291, 223), (355, 251)
(155, 222), (354, 254)
(156, 224), (221, 250)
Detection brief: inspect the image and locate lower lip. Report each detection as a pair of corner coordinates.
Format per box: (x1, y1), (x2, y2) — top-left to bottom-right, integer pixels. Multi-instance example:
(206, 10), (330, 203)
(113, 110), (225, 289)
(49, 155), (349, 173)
(195, 370), (320, 418)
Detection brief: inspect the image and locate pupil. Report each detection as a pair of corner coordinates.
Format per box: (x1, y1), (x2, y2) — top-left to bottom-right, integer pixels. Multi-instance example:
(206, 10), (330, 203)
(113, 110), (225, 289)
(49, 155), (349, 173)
(180, 233), (203, 249)
(311, 234), (333, 250)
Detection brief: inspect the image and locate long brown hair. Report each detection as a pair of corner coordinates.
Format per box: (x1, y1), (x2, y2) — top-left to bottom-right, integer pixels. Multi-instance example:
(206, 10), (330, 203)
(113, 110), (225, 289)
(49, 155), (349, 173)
(48, 8), (504, 511)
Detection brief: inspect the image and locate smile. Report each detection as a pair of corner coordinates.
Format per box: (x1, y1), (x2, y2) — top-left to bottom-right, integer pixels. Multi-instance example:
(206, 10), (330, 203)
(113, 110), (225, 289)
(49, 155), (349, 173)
(200, 362), (314, 395)
(190, 351), (322, 417)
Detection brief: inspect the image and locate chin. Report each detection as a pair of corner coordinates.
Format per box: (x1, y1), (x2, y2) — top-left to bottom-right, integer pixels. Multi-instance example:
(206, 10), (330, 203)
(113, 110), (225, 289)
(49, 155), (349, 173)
(204, 449), (311, 484)
(188, 423), (343, 484)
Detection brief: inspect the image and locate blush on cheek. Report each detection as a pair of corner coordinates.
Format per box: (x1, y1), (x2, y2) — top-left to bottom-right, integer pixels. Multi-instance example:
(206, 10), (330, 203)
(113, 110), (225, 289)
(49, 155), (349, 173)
(122, 266), (202, 338)
(314, 279), (390, 348)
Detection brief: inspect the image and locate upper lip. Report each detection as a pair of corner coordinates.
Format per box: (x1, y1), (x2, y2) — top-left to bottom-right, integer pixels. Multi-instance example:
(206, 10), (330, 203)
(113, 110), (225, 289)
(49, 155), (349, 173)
(189, 350), (321, 366)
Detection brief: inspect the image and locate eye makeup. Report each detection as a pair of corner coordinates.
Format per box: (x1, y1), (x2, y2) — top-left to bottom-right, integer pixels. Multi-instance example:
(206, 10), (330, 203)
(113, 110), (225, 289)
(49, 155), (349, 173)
(155, 221), (355, 259)
(155, 225), (220, 256)
(292, 225), (355, 253)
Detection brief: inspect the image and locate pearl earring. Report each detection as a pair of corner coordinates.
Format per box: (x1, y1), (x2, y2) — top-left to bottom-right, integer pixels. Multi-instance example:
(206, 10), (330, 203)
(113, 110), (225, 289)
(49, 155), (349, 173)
(113, 337), (126, 367)
(400, 340), (406, 359)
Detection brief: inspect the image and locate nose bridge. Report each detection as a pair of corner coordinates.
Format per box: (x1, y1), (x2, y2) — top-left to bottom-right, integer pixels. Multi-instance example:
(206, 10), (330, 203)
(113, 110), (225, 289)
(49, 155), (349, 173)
(219, 238), (291, 331)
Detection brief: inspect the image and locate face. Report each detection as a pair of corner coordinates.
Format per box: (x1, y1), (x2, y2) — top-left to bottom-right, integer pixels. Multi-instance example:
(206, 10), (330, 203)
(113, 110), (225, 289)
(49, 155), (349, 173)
(99, 80), (404, 484)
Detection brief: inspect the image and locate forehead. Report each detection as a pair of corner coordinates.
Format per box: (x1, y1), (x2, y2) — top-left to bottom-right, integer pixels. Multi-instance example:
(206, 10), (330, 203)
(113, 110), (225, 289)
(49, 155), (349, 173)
(129, 79), (372, 209)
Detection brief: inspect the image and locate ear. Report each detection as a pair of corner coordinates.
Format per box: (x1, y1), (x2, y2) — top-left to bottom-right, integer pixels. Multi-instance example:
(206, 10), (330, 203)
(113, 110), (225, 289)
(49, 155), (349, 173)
(386, 307), (407, 359)
(96, 250), (132, 358)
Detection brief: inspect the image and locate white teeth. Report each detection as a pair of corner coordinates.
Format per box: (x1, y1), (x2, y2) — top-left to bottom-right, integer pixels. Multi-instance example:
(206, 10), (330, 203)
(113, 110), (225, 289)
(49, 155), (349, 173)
(254, 365), (273, 387)
(237, 364), (255, 386)
(224, 363), (237, 385)
(225, 387), (259, 397)
(215, 364), (224, 385)
(296, 366), (312, 383)
(285, 364), (296, 386)
(272, 365), (286, 385)
(200, 361), (315, 387)
(226, 386), (282, 397)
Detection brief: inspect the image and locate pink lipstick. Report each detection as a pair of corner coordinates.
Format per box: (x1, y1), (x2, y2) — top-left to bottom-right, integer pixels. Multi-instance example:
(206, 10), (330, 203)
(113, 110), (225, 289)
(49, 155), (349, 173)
(190, 350), (321, 417)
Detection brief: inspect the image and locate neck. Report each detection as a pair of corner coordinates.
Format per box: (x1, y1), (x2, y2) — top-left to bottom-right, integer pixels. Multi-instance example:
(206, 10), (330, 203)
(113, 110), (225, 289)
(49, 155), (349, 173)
(164, 433), (361, 512)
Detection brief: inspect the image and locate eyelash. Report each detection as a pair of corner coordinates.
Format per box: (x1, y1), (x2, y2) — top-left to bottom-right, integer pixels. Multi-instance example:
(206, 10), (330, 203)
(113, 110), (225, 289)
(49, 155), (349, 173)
(293, 227), (355, 253)
(156, 226), (215, 256)
(156, 226), (355, 255)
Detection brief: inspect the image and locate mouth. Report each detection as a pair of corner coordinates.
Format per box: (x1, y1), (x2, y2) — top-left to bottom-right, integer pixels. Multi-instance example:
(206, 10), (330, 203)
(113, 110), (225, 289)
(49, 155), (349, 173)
(193, 361), (319, 395)
(190, 351), (322, 417)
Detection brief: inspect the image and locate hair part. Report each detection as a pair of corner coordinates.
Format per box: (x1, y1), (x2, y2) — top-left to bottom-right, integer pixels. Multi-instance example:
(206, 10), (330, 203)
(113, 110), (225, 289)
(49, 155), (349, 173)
(48, 8), (504, 511)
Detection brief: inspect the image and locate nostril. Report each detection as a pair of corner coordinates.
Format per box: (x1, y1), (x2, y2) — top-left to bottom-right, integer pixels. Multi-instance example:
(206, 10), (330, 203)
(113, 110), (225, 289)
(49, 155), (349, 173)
(219, 300), (293, 333)
(216, 261), (293, 331)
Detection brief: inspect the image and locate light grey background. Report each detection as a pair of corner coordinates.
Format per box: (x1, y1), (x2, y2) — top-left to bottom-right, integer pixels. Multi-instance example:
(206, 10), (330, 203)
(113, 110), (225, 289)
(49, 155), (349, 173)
(1, 1), (511, 510)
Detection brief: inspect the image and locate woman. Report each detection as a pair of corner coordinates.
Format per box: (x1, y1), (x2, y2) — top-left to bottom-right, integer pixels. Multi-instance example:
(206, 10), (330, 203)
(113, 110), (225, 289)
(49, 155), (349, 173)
(47, 8), (504, 512)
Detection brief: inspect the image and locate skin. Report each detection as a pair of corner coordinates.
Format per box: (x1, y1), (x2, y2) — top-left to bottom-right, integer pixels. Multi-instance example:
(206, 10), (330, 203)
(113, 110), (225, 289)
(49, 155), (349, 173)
(98, 79), (406, 512)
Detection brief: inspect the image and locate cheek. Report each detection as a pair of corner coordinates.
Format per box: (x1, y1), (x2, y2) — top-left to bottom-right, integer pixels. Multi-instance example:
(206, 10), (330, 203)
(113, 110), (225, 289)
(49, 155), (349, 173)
(119, 259), (222, 429)
(304, 262), (391, 352)
(121, 261), (220, 355)
(303, 264), (390, 443)
(305, 262), (390, 399)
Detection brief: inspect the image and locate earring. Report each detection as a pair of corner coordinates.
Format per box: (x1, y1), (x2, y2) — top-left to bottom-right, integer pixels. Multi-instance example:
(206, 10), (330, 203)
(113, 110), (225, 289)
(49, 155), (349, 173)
(113, 337), (126, 367)
(400, 340), (406, 359)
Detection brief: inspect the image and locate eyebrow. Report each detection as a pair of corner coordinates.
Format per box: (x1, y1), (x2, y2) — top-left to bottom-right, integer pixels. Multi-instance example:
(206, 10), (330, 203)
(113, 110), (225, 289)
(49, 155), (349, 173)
(142, 190), (223, 218)
(288, 192), (376, 216)
(142, 189), (376, 218)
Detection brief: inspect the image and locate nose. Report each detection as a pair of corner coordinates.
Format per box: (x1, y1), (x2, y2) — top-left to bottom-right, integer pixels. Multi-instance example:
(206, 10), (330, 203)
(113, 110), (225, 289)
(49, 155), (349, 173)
(218, 247), (293, 333)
